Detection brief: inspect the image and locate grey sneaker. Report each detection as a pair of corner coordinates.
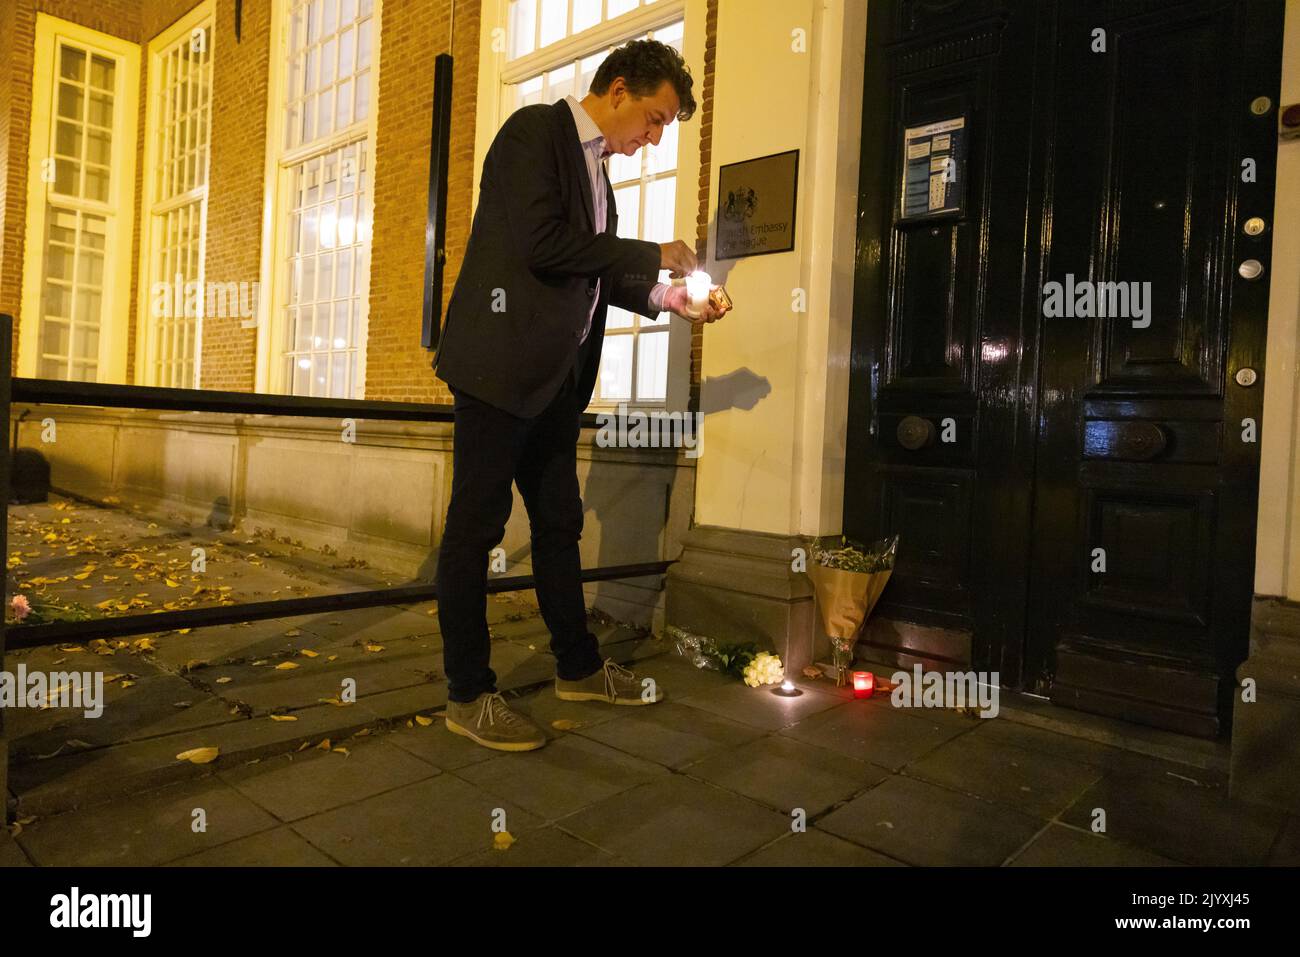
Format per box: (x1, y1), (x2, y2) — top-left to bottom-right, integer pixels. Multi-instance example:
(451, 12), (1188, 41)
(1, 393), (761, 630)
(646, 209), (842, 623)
(555, 658), (665, 706)
(445, 692), (546, 752)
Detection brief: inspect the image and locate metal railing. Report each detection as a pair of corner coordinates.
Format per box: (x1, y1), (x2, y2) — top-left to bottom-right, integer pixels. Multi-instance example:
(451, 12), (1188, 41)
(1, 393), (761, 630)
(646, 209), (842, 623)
(0, 314), (674, 651)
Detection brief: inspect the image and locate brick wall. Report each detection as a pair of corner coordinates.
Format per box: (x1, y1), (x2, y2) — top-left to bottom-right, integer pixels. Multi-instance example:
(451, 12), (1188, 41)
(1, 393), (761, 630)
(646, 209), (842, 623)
(0, 0), (714, 403)
(366, 0), (479, 404)
(196, 0), (270, 391)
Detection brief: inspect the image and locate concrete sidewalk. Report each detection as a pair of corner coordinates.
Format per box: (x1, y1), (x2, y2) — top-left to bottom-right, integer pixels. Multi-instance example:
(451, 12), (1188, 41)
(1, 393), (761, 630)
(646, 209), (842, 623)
(6, 652), (1297, 867)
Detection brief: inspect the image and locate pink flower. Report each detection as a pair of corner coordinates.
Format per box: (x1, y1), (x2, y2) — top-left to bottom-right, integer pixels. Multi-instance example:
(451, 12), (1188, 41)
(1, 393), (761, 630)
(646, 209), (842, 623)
(11, 594), (31, 621)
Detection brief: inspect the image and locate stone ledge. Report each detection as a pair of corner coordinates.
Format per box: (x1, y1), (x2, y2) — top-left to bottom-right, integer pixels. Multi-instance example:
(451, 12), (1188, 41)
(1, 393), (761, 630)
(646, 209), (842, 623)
(1230, 596), (1300, 813)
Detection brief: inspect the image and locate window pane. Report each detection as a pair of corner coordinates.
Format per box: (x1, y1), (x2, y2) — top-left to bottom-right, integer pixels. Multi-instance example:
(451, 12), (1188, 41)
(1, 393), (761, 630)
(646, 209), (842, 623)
(510, 0), (537, 60)
(546, 62), (575, 102)
(652, 20), (683, 52)
(60, 46), (86, 82)
(517, 75), (544, 108)
(539, 0), (566, 48)
(608, 148), (638, 185)
(598, 334), (633, 401)
(642, 175), (675, 244)
(645, 115), (678, 175)
(578, 51), (603, 96)
(613, 184), (639, 239)
(635, 330), (668, 402)
(573, 0), (600, 33)
(608, 0), (639, 18)
(606, 306), (634, 330)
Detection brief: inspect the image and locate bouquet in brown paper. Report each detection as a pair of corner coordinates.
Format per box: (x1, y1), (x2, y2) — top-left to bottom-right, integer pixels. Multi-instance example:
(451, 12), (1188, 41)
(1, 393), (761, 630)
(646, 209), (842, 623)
(805, 534), (899, 686)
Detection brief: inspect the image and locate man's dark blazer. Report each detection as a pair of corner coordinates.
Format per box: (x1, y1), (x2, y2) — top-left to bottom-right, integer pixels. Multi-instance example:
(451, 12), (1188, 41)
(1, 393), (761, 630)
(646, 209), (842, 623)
(433, 99), (664, 418)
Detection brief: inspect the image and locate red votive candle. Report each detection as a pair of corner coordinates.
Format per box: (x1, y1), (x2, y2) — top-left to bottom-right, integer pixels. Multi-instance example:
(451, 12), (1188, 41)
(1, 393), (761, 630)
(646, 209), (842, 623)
(853, 671), (874, 698)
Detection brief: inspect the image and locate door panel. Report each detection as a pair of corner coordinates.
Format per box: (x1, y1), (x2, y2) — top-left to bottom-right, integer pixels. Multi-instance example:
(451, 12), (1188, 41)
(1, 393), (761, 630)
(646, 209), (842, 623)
(845, 0), (1284, 736)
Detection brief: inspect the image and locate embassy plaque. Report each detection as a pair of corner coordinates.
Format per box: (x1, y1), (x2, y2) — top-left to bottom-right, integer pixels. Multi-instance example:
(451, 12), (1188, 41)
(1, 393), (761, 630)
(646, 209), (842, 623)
(716, 149), (799, 260)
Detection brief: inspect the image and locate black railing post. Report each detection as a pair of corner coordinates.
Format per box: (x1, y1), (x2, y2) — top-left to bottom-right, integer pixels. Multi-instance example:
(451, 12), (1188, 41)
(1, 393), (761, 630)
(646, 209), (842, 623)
(1, 314), (12, 817)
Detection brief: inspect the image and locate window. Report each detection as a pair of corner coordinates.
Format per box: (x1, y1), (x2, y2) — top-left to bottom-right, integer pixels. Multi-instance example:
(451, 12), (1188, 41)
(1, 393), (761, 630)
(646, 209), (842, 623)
(264, 0), (377, 399)
(19, 16), (139, 383)
(139, 4), (214, 389)
(502, 1), (685, 406)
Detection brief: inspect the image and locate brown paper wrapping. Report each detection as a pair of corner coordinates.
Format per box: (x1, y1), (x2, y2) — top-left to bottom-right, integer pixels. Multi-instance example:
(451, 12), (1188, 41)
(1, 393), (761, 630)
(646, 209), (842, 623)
(806, 562), (893, 641)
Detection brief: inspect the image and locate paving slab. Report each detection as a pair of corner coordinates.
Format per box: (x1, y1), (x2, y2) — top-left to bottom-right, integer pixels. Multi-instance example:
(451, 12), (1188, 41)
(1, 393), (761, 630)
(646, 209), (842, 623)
(453, 733), (668, 820)
(0, 831), (32, 867)
(15, 776), (279, 866)
(208, 655), (437, 715)
(575, 701), (764, 770)
(1268, 815), (1300, 866)
(450, 825), (627, 866)
(683, 733), (886, 816)
(290, 774), (544, 866)
(817, 774), (1043, 866)
(1060, 771), (1286, 866)
(973, 718), (1230, 786)
(504, 684), (630, 740)
(218, 738), (441, 821)
(779, 699), (975, 771)
(558, 775), (791, 866)
(903, 731), (1104, 819)
(382, 719), (497, 771)
(1007, 823), (1181, 867)
(171, 825), (341, 866)
(620, 653), (739, 700)
(676, 680), (843, 732)
(735, 830), (906, 867)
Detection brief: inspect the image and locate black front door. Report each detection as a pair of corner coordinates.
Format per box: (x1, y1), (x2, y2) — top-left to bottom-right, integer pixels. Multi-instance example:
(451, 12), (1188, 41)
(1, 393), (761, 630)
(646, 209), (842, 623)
(845, 0), (1285, 736)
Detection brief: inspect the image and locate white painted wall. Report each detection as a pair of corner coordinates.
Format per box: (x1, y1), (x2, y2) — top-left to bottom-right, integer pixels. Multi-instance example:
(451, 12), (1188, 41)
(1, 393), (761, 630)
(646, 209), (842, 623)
(1255, 0), (1300, 601)
(694, 0), (865, 536)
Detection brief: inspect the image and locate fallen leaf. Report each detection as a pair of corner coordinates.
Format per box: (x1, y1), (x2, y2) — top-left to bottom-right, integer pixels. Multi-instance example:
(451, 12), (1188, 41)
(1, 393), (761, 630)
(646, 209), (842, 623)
(176, 747), (219, 764)
(414, 715), (434, 727)
(316, 739), (331, 751)
(551, 719), (582, 731)
(215, 677), (233, 684)
(270, 714), (298, 722)
(285, 628), (302, 637)
(364, 643), (385, 653)
(300, 649), (319, 658)
(332, 747), (349, 755)
(493, 832), (515, 851)
(275, 662), (300, 671)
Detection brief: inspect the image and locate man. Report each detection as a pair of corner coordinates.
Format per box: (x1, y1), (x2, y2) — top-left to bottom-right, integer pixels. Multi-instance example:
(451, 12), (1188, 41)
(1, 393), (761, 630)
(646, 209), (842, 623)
(432, 39), (730, 751)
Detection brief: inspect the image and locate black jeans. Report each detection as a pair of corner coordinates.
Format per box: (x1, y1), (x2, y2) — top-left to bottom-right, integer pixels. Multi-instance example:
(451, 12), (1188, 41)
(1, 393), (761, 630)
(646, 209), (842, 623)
(436, 375), (604, 702)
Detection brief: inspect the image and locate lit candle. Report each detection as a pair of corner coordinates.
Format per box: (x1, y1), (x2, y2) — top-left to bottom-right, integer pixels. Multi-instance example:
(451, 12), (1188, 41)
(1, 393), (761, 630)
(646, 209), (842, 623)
(684, 271), (712, 317)
(852, 671), (875, 698)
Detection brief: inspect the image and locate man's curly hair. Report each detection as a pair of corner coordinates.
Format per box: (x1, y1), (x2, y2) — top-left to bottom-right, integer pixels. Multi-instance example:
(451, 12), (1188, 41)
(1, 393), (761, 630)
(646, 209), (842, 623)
(590, 39), (697, 121)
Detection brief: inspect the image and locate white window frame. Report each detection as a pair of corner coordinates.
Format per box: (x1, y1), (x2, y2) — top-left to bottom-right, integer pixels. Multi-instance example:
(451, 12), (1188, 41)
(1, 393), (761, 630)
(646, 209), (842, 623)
(476, 0), (699, 413)
(256, 0), (383, 398)
(18, 14), (140, 383)
(135, 1), (215, 389)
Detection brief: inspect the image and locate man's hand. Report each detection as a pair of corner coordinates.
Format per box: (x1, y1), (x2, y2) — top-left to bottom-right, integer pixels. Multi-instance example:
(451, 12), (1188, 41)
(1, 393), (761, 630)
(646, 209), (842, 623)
(662, 283), (731, 324)
(658, 240), (698, 279)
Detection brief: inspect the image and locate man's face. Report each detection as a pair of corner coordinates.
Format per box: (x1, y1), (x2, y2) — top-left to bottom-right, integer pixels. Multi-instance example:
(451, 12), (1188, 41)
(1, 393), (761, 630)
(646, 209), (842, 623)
(604, 78), (680, 156)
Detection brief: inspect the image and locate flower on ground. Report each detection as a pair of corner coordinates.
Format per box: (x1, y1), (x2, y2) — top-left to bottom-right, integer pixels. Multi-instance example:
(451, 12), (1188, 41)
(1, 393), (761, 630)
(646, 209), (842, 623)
(743, 651), (784, 688)
(11, 594), (31, 621)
